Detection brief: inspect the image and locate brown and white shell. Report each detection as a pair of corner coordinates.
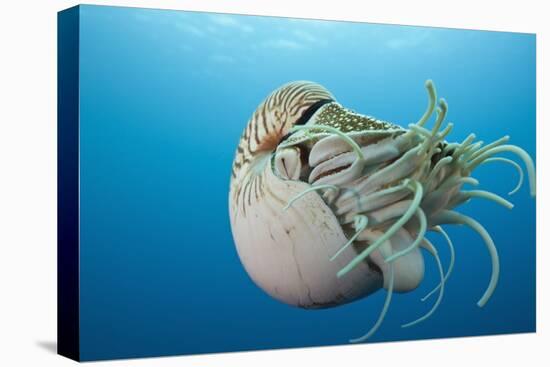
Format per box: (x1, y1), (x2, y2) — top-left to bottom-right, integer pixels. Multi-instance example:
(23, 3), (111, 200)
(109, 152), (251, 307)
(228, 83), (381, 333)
(228, 81), (423, 308)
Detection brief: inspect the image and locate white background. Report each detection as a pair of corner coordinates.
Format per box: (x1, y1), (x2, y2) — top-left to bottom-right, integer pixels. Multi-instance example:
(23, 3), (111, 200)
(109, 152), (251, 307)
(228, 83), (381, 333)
(0, 0), (547, 366)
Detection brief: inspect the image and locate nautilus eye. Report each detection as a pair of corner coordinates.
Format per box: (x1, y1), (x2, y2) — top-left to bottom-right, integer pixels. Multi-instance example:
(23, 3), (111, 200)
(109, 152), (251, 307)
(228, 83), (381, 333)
(228, 80), (536, 342)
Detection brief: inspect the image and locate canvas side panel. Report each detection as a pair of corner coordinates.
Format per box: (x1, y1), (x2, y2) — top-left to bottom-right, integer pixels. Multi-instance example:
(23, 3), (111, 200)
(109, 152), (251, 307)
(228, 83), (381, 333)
(57, 5), (81, 362)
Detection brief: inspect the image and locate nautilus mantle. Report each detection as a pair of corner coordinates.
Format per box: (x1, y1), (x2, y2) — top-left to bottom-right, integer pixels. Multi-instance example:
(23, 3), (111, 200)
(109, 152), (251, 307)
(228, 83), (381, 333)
(228, 80), (536, 342)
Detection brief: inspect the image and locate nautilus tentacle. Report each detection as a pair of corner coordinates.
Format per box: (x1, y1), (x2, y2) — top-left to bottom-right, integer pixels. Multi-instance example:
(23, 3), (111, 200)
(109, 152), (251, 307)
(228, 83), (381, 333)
(421, 226), (455, 302)
(348, 233), (395, 343)
(229, 79), (536, 342)
(402, 237), (444, 329)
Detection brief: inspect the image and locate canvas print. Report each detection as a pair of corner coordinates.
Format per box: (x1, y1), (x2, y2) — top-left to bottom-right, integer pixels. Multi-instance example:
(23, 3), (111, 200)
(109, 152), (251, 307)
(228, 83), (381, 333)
(57, 4), (536, 361)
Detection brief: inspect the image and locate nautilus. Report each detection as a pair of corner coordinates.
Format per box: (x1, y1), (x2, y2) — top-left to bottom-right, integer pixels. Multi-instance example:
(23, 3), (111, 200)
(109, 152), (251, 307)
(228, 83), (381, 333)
(228, 80), (536, 342)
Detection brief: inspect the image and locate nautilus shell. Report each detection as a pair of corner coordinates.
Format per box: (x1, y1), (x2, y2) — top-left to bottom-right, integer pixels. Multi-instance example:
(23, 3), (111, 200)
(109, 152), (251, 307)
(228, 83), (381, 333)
(228, 80), (536, 342)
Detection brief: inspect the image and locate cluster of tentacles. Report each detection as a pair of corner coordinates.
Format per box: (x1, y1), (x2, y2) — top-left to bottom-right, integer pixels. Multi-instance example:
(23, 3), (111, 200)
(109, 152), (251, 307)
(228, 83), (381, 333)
(279, 80), (536, 342)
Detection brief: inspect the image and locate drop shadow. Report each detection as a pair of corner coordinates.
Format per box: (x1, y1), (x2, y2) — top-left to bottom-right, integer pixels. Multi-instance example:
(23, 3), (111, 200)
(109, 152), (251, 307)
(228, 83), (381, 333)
(36, 340), (57, 354)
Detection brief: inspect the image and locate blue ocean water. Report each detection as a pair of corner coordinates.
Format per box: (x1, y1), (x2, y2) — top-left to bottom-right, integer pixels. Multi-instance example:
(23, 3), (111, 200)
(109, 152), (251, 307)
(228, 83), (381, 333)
(77, 5), (536, 361)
